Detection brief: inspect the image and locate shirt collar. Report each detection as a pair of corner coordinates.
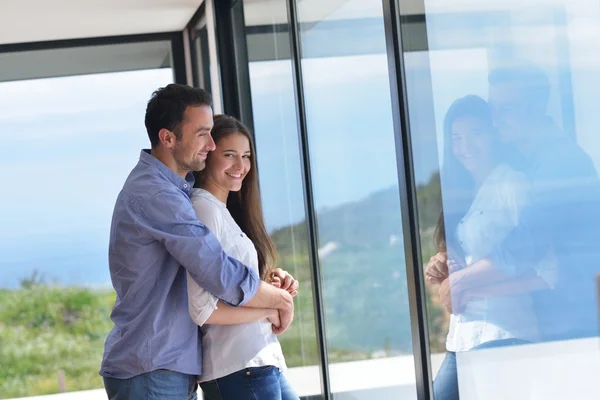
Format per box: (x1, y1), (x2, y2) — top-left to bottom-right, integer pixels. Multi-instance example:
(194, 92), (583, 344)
(139, 149), (195, 195)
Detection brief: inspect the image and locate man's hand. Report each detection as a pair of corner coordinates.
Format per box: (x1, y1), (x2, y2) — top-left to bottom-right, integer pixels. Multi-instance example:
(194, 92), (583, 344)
(425, 252), (449, 285)
(244, 281), (295, 334)
(273, 291), (294, 335)
(267, 309), (281, 329)
(269, 268), (299, 297)
(439, 274), (468, 314)
(439, 278), (453, 314)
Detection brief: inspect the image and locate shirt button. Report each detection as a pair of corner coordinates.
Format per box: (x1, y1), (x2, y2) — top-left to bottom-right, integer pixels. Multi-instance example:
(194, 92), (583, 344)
(183, 184), (188, 189)
(246, 371), (251, 376)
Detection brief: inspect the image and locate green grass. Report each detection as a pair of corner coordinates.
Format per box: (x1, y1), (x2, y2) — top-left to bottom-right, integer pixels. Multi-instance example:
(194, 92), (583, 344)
(0, 246), (448, 398)
(0, 285), (114, 398)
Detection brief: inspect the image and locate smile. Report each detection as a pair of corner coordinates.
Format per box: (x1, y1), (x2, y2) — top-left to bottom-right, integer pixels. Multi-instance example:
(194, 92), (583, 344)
(226, 172), (243, 179)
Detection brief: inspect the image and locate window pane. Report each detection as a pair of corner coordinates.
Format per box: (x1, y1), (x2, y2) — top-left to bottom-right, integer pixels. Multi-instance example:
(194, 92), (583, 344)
(244, 0), (323, 397)
(0, 43), (173, 398)
(297, 1), (417, 398)
(403, 1), (600, 398)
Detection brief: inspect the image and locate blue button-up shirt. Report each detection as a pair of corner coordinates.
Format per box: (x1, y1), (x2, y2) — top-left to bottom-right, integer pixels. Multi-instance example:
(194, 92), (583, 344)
(100, 150), (260, 379)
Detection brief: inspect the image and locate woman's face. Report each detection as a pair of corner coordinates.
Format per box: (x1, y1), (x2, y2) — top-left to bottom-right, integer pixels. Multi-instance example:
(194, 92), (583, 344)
(451, 117), (494, 173)
(204, 132), (252, 193)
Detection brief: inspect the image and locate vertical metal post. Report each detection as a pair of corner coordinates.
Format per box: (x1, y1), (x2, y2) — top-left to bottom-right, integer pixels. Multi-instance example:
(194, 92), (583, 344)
(286, 0), (332, 398)
(381, 0), (433, 399)
(171, 32), (187, 84)
(213, 0), (255, 132)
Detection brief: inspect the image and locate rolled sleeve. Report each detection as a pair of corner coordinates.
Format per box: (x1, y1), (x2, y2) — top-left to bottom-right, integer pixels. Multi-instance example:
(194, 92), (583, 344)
(187, 272), (219, 326)
(489, 201), (553, 277)
(138, 189), (260, 306)
(488, 174), (545, 277)
(533, 251), (558, 289)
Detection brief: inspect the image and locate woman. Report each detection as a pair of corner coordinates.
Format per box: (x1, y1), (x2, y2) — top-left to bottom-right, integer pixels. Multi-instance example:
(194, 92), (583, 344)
(186, 114), (300, 400)
(426, 95), (556, 399)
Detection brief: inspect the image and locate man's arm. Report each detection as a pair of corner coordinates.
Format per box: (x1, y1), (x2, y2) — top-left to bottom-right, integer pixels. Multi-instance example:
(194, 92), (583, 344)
(139, 189), (260, 306)
(245, 282), (295, 334)
(437, 260), (511, 314)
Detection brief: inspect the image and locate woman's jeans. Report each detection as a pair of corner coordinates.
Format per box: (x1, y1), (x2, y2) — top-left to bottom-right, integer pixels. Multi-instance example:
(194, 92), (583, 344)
(200, 365), (299, 400)
(103, 369), (198, 400)
(432, 339), (529, 400)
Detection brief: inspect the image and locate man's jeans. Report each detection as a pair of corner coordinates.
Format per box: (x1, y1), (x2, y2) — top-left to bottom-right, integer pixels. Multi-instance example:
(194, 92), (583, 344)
(103, 369), (198, 400)
(200, 365), (299, 400)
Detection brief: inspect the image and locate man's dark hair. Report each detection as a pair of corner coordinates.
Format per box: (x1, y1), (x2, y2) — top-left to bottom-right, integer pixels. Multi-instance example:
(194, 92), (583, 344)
(488, 62), (551, 106)
(144, 84), (212, 148)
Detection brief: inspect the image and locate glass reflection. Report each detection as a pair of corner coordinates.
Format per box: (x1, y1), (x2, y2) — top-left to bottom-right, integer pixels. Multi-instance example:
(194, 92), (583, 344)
(406, 1), (600, 398)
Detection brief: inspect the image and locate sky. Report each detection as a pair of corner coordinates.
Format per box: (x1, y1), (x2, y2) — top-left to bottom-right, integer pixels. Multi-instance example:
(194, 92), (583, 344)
(0, 69), (173, 288)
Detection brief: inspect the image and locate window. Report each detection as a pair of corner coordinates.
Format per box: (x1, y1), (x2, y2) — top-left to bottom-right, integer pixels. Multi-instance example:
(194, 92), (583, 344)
(0, 41), (174, 398)
(244, 0), (324, 397)
(297, 1), (417, 398)
(403, 1), (600, 398)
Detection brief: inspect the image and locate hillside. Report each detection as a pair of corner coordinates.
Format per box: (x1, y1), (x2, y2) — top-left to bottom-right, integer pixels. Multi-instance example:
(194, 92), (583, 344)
(269, 172), (447, 357)
(0, 172), (446, 399)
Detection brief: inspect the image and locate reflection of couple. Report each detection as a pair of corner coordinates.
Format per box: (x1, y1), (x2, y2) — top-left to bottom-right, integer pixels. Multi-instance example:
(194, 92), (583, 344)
(426, 64), (600, 399)
(99, 84), (300, 400)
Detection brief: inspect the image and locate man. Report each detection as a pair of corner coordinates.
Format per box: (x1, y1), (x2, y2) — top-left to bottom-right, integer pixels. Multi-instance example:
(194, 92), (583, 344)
(435, 63), (600, 342)
(485, 64), (600, 341)
(100, 84), (296, 399)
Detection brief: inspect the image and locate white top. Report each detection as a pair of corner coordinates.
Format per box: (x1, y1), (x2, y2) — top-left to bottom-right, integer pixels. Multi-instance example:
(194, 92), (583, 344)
(446, 164), (557, 352)
(187, 188), (287, 382)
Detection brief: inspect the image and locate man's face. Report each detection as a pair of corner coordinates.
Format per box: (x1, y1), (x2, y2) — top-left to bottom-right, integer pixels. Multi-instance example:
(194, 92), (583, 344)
(488, 82), (532, 145)
(172, 105), (215, 173)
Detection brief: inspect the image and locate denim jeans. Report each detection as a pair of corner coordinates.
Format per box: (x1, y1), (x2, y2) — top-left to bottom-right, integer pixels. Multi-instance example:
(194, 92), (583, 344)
(200, 365), (299, 400)
(103, 369), (198, 400)
(432, 339), (530, 400)
(433, 351), (459, 400)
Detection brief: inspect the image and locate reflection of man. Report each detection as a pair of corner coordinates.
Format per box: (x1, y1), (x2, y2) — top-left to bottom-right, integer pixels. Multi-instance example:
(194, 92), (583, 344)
(440, 63), (600, 342)
(487, 64), (600, 341)
(99, 84), (295, 399)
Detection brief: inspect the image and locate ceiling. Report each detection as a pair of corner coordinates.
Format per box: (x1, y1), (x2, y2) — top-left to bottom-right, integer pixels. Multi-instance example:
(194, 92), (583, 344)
(0, 41), (173, 83)
(0, 0), (204, 46)
(244, 0), (425, 26)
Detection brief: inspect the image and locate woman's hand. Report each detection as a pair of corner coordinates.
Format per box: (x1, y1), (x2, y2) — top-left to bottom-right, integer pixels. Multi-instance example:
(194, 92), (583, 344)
(425, 252), (449, 285)
(269, 268), (299, 297)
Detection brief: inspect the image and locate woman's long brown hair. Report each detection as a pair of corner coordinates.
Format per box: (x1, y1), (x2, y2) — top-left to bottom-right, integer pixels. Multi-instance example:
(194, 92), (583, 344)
(194, 114), (277, 280)
(433, 212), (446, 253)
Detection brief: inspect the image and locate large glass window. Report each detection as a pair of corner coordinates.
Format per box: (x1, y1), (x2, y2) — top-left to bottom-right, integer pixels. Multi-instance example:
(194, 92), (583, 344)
(403, 1), (600, 398)
(243, 1), (323, 398)
(0, 41), (174, 399)
(297, 1), (417, 398)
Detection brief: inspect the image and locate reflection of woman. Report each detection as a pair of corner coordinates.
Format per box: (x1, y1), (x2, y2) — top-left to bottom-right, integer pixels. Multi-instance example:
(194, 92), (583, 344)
(187, 115), (300, 400)
(426, 95), (556, 399)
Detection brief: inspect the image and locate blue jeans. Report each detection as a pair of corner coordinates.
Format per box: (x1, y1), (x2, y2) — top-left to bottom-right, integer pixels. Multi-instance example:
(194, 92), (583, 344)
(432, 339), (529, 400)
(433, 351), (459, 400)
(200, 366), (299, 400)
(103, 369), (198, 400)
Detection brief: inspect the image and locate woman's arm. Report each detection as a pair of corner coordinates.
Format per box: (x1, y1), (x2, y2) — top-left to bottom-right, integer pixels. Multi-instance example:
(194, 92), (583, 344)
(451, 246), (557, 298)
(454, 275), (550, 313)
(204, 301), (279, 326)
(449, 257), (513, 294)
(439, 258), (534, 313)
(469, 275), (550, 297)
